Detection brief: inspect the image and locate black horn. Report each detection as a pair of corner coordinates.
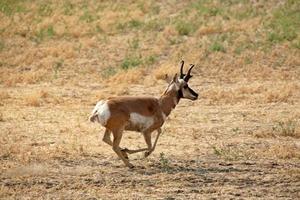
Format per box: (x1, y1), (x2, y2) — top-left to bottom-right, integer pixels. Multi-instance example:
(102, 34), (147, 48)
(183, 64), (194, 82)
(179, 60), (185, 79)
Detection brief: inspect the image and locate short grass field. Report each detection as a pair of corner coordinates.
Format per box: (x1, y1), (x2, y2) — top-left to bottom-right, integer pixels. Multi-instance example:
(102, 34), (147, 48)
(0, 0), (299, 199)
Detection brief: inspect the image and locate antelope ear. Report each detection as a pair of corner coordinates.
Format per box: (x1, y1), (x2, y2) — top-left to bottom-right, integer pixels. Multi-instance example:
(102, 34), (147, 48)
(172, 73), (179, 83)
(163, 74), (172, 83)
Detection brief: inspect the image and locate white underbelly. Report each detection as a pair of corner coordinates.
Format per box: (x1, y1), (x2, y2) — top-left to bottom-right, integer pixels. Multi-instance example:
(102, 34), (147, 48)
(128, 112), (154, 132)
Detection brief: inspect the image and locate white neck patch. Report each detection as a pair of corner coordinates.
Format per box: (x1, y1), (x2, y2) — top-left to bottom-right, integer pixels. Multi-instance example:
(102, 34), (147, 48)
(161, 111), (167, 121)
(166, 82), (179, 93)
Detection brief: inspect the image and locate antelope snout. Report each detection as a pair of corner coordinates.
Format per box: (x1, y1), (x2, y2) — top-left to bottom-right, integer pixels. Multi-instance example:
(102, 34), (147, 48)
(192, 93), (199, 100)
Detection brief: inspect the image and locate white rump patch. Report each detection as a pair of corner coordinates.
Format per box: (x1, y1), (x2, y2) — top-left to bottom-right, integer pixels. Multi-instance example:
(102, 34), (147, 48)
(129, 113), (154, 132)
(90, 100), (111, 126)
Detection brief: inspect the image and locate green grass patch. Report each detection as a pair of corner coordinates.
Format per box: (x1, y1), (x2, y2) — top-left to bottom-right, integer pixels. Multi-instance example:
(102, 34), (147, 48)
(101, 67), (117, 79)
(0, 0), (26, 16)
(189, 0), (265, 21)
(138, 2), (160, 15)
(35, 25), (55, 42)
(144, 19), (165, 32)
(79, 10), (95, 23)
(267, 0), (299, 44)
(145, 55), (158, 65)
(244, 57), (252, 65)
(38, 3), (53, 16)
(121, 55), (142, 70)
(234, 45), (245, 55)
(128, 38), (139, 50)
(120, 54), (158, 70)
(191, 1), (223, 17)
(150, 5), (160, 15)
(116, 19), (144, 33)
(210, 41), (226, 52)
(232, 6), (257, 20)
(208, 33), (230, 53)
(63, 1), (75, 16)
(53, 59), (64, 79)
(234, 42), (257, 55)
(168, 36), (184, 45)
(129, 19), (143, 28)
(95, 25), (104, 34)
(175, 21), (195, 36)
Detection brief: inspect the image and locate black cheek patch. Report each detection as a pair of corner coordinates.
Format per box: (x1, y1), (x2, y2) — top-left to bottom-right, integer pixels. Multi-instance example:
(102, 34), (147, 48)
(188, 87), (198, 97)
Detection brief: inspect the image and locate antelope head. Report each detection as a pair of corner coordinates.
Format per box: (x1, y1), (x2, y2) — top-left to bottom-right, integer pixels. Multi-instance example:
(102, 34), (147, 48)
(170, 60), (199, 101)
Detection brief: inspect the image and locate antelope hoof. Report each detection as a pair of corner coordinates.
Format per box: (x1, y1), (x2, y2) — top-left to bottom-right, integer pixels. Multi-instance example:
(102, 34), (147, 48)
(121, 148), (129, 159)
(127, 163), (134, 169)
(144, 151), (151, 158)
(123, 153), (129, 160)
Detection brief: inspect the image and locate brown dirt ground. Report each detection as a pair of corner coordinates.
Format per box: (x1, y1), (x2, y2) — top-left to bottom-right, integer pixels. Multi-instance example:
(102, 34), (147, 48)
(1, 0), (300, 199)
(1, 77), (299, 199)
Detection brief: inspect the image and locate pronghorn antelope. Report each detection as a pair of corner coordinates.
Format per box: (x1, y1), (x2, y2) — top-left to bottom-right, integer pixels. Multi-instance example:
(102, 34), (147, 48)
(89, 61), (198, 168)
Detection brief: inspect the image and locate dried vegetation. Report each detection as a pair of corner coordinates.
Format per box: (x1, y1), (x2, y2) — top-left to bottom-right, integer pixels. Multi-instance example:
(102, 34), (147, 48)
(1, 0), (300, 199)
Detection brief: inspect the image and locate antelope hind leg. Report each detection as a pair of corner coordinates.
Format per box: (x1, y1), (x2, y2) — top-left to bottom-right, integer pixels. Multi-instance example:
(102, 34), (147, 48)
(122, 147), (149, 154)
(102, 129), (128, 159)
(112, 130), (134, 168)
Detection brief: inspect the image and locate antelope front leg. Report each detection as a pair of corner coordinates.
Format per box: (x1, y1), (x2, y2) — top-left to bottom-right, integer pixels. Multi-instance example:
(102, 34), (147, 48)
(143, 131), (152, 157)
(144, 128), (162, 158)
(120, 131), (153, 155)
(112, 129), (134, 168)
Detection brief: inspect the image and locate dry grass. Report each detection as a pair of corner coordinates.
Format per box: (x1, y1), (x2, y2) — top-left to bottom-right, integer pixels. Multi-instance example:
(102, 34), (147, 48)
(0, 112), (4, 122)
(265, 142), (300, 160)
(253, 118), (300, 139)
(1, 69), (48, 86)
(108, 68), (147, 84)
(1, 0), (300, 199)
(23, 90), (53, 107)
(153, 63), (178, 80)
(201, 81), (300, 105)
(0, 91), (10, 101)
(24, 94), (41, 107)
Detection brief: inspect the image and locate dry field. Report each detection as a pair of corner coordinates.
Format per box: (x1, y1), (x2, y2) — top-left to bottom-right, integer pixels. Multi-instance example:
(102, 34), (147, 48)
(1, 0), (300, 199)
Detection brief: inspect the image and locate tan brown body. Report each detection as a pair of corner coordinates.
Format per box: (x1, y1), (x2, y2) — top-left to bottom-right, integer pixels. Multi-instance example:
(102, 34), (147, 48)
(105, 96), (166, 133)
